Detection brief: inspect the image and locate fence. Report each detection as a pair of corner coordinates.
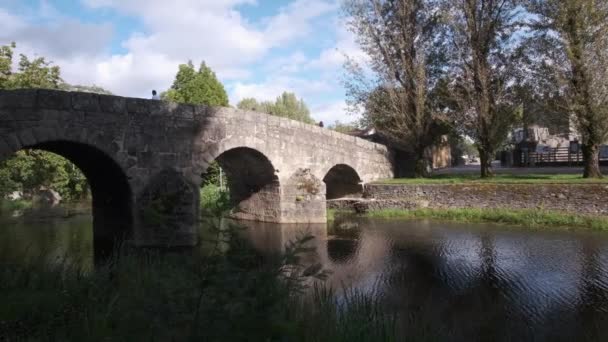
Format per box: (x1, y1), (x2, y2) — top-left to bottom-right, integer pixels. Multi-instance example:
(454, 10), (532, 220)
(517, 146), (608, 166)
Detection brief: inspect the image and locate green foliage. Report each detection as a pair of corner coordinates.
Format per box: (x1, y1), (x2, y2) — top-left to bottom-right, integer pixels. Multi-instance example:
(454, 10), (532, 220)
(162, 61), (229, 106)
(0, 151), (89, 202)
(237, 91), (315, 124)
(0, 43), (89, 203)
(59, 83), (113, 95)
(0, 42), (62, 90)
(328, 120), (360, 134)
(200, 184), (231, 217)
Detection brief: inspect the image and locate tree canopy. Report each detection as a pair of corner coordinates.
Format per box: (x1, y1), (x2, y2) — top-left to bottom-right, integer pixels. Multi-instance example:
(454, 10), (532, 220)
(0, 42), (88, 201)
(236, 92), (315, 124)
(163, 61), (229, 107)
(0, 42), (62, 90)
(523, 0), (608, 178)
(343, 0), (451, 177)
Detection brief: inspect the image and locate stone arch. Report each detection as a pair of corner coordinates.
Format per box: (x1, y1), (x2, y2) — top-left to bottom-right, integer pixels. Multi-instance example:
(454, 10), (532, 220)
(208, 147), (281, 222)
(323, 164), (363, 200)
(0, 129), (133, 253)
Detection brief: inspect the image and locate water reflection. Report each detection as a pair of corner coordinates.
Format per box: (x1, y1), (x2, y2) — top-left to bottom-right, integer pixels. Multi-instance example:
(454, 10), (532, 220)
(4, 210), (608, 339)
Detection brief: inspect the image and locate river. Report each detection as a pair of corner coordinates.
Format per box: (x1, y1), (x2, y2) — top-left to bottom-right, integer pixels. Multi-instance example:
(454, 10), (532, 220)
(2, 209), (608, 340)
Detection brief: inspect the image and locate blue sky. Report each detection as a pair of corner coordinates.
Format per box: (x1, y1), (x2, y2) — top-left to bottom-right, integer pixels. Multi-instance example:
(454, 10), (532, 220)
(0, 0), (365, 123)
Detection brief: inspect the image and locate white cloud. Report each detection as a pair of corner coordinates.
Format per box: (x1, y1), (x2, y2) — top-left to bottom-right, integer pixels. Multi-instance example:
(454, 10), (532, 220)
(1, 0), (356, 114)
(311, 100), (359, 124)
(307, 19), (368, 71)
(230, 75), (335, 104)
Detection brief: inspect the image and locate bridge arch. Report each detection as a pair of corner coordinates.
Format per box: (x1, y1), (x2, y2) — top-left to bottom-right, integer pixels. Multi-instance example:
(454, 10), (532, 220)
(1, 128), (133, 252)
(323, 164), (363, 200)
(206, 146), (281, 222)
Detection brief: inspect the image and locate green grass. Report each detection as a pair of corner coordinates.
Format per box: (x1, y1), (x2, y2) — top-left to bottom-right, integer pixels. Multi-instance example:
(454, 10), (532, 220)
(350, 208), (608, 230)
(0, 198), (32, 213)
(373, 173), (608, 185)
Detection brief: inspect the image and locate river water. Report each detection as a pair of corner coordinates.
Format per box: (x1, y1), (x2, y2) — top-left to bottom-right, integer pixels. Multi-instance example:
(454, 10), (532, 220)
(2, 210), (608, 340)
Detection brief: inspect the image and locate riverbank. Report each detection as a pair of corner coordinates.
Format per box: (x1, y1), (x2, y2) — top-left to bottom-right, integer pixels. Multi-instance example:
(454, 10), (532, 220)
(355, 183), (608, 216)
(328, 208), (608, 231)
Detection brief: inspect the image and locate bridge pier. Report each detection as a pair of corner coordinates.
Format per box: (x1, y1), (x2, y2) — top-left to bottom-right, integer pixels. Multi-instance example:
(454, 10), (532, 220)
(133, 168), (199, 247)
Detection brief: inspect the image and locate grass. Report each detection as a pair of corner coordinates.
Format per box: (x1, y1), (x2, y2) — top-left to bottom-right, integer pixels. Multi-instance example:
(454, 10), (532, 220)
(0, 222), (400, 341)
(337, 208), (608, 231)
(373, 173), (608, 185)
(0, 198), (32, 213)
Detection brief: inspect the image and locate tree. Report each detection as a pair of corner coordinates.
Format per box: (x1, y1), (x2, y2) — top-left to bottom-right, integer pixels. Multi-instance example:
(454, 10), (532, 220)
(0, 42), (62, 90)
(163, 61), (229, 107)
(343, 0), (451, 177)
(328, 120), (360, 134)
(60, 83), (113, 95)
(236, 92), (315, 124)
(525, 0), (608, 178)
(445, 0), (522, 177)
(0, 42), (88, 201)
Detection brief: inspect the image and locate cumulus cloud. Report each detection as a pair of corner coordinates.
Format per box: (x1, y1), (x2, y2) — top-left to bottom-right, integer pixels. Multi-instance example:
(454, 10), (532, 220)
(311, 100), (359, 124)
(1, 0), (357, 116)
(0, 8), (113, 60)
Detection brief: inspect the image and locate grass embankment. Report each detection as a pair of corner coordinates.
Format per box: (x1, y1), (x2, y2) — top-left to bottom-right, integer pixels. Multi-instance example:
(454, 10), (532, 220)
(374, 173), (608, 185)
(329, 208), (608, 231)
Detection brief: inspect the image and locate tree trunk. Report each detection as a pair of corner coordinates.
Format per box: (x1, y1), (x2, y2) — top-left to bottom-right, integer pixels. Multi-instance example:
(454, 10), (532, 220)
(582, 143), (603, 178)
(414, 148), (431, 178)
(479, 148), (494, 178)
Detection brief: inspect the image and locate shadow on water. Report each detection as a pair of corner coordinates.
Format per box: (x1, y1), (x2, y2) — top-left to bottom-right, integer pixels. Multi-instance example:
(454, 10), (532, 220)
(5, 208), (608, 340)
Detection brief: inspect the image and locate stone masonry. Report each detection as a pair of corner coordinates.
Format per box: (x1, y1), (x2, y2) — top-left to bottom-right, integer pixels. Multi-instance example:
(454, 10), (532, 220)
(0, 89), (394, 247)
(356, 183), (608, 215)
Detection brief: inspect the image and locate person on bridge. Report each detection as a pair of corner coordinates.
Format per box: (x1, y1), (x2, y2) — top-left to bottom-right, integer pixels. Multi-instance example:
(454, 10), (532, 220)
(152, 90), (160, 100)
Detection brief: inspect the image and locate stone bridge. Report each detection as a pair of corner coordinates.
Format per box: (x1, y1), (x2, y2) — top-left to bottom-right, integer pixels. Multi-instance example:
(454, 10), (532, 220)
(0, 89), (393, 247)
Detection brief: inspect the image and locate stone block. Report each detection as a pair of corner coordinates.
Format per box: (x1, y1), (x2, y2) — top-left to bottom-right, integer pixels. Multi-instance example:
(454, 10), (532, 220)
(0, 89), (37, 109)
(38, 89), (71, 109)
(126, 98), (150, 114)
(0, 138), (12, 156)
(31, 127), (56, 142)
(3, 133), (21, 150)
(99, 95), (126, 113)
(18, 129), (36, 147)
(72, 92), (100, 112)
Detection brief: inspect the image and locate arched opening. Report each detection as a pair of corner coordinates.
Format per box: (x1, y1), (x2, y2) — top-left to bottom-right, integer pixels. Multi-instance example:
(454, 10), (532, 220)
(202, 147), (281, 222)
(0, 140), (132, 258)
(323, 164), (363, 200)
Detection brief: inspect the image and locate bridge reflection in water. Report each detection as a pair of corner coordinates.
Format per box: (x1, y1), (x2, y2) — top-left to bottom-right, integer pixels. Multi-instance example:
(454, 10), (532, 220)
(3, 211), (608, 340)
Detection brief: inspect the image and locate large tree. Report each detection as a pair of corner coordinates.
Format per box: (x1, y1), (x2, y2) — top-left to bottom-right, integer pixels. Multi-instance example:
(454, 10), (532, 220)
(0, 42), (88, 201)
(163, 61), (229, 107)
(236, 92), (315, 124)
(445, 0), (522, 177)
(525, 0), (608, 178)
(342, 0), (450, 177)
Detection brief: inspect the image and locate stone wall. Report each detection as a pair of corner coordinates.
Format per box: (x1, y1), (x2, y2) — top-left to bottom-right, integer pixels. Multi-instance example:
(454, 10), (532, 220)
(0, 89), (395, 246)
(358, 183), (608, 215)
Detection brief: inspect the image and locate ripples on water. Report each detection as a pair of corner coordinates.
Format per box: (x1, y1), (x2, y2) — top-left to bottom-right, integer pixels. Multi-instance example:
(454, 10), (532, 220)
(3, 211), (608, 340)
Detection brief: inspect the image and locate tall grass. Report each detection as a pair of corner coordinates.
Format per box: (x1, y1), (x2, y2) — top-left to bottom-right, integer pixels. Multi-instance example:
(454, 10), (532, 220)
(358, 208), (608, 230)
(0, 222), (397, 341)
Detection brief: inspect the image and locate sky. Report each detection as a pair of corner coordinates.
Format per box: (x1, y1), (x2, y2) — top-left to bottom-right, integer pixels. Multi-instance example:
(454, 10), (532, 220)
(0, 0), (367, 123)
